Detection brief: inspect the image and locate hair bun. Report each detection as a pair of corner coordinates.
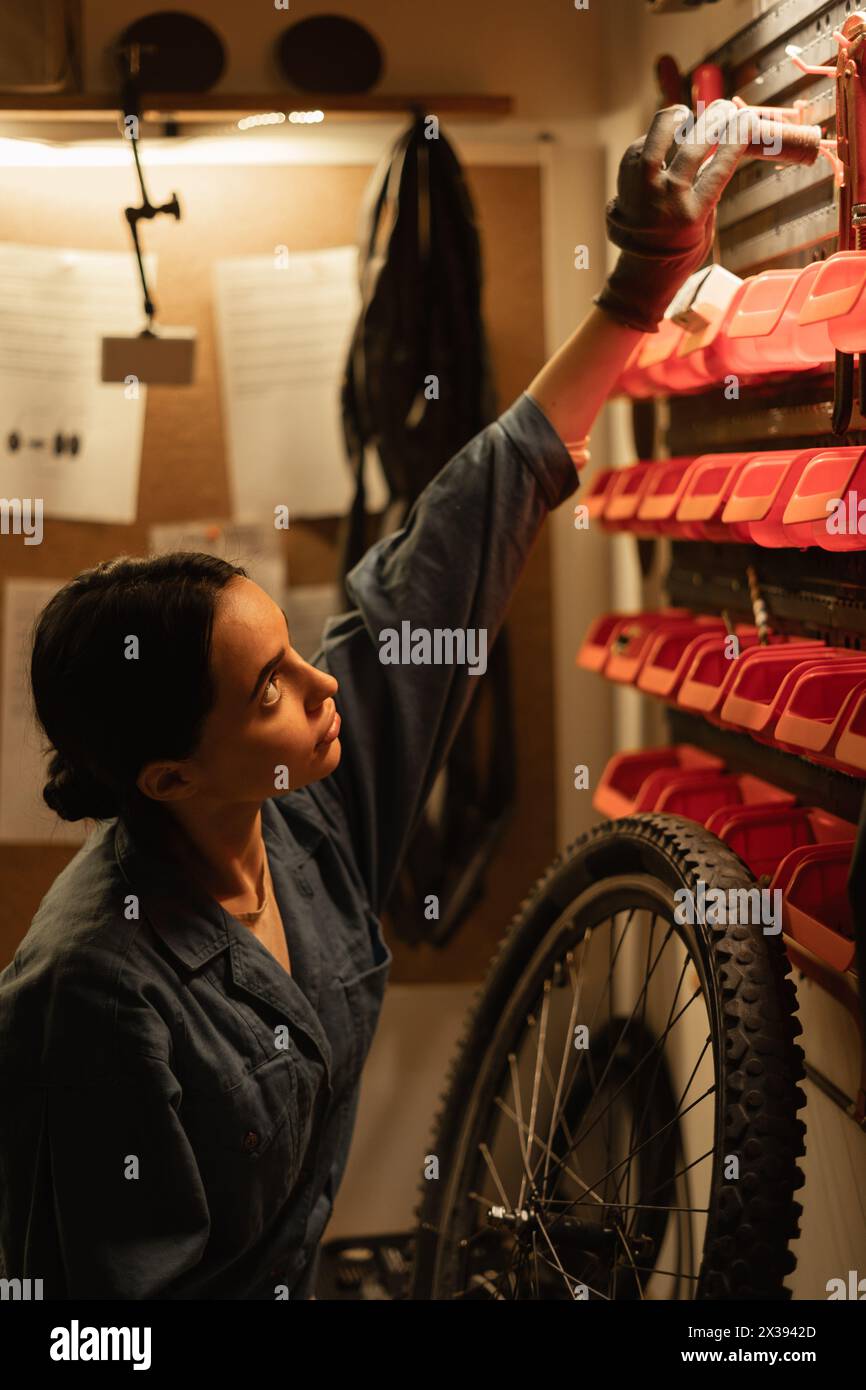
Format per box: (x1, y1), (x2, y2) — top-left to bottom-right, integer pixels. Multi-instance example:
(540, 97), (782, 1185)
(42, 751), (120, 823)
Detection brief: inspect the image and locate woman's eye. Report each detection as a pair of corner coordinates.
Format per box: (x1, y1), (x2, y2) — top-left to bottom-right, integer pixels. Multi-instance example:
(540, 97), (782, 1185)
(262, 674), (281, 706)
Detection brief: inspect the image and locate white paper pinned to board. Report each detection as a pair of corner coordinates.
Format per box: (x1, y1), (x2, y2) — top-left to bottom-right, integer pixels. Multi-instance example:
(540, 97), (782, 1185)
(0, 243), (152, 525)
(213, 246), (389, 521)
(149, 519), (286, 607)
(0, 578), (88, 845)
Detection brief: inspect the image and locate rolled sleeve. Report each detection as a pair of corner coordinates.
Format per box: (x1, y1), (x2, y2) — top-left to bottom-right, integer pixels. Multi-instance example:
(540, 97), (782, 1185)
(307, 389), (579, 915)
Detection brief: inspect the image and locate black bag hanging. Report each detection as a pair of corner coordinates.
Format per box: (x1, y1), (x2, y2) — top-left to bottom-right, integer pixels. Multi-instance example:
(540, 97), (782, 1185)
(339, 113), (515, 946)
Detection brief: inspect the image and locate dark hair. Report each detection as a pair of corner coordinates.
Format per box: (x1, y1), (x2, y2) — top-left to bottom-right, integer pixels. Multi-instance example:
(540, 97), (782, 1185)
(29, 552), (247, 825)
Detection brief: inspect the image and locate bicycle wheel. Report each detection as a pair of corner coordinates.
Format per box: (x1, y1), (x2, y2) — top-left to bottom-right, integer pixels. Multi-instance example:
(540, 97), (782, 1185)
(410, 814), (807, 1300)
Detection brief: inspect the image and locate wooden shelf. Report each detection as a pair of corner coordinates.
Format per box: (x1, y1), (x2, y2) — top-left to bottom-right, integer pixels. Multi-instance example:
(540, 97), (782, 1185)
(0, 92), (513, 124)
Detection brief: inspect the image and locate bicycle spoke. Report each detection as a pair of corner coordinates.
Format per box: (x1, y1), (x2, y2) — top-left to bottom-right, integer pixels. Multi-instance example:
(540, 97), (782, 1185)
(532, 1246), (611, 1301)
(550, 1088), (715, 1232)
(630, 1264), (700, 1282)
(550, 920), (677, 1179)
(614, 1221), (646, 1300)
(509, 1053), (536, 1209)
(633, 1144), (717, 1209)
(560, 985), (704, 1178)
(479, 1140), (511, 1209)
(542, 1197), (709, 1214)
(540, 910), (638, 1174)
(520, 979), (551, 1212)
(493, 1092), (605, 1205)
(619, 913), (658, 1214)
(621, 949), (695, 1229)
(533, 1210), (606, 1300)
(543, 948), (586, 1193)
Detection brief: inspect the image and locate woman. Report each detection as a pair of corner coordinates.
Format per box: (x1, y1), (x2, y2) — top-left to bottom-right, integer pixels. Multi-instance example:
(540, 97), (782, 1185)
(0, 103), (751, 1300)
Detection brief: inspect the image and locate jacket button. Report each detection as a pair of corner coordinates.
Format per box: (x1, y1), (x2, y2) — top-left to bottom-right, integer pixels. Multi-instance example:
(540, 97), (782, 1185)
(243, 1130), (260, 1151)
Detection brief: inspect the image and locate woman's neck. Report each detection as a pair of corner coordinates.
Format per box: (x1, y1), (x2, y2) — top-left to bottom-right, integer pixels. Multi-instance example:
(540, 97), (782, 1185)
(157, 800), (268, 902)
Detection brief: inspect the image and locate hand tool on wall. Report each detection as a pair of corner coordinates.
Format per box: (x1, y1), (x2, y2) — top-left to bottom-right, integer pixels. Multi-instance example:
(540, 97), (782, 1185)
(100, 36), (197, 384)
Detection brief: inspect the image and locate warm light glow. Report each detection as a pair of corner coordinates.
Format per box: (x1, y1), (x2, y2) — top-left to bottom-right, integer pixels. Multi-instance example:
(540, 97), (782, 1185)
(0, 127), (373, 170)
(236, 111), (287, 130)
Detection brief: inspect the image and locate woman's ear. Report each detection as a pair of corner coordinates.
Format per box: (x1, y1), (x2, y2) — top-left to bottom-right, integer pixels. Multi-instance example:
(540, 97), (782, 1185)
(136, 760), (197, 803)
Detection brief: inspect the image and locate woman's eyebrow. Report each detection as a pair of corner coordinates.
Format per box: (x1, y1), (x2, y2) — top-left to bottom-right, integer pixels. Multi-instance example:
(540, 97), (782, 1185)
(248, 612), (293, 702)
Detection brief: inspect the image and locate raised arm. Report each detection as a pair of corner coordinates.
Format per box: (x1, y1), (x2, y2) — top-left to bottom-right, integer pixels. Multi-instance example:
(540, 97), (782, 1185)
(303, 365), (627, 918)
(303, 99), (753, 917)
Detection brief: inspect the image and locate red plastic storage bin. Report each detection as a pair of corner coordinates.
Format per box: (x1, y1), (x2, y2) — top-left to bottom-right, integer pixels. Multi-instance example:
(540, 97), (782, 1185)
(649, 772), (794, 822)
(637, 621), (729, 698)
(577, 612), (633, 671)
(780, 446), (866, 548)
(782, 260), (837, 365)
(718, 645), (842, 736)
(796, 250), (866, 355)
(721, 449), (820, 546)
(772, 661), (866, 758)
(706, 803), (856, 881)
(717, 268), (808, 375)
(676, 638), (820, 723)
(603, 463), (658, 532)
(583, 468), (619, 526)
(605, 613), (706, 684)
(576, 609), (689, 672)
(635, 457), (700, 535)
(771, 843), (857, 970)
(724, 262), (834, 370)
(593, 744), (724, 819)
(832, 685), (866, 774)
(675, 452), (756, 541)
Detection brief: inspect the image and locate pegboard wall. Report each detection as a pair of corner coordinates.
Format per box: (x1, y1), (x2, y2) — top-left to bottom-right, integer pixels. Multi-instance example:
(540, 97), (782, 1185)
(0, 156), (559, 984)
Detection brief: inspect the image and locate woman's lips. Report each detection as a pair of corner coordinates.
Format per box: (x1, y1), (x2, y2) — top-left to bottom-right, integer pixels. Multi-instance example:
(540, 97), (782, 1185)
(316, 707), (341, 747)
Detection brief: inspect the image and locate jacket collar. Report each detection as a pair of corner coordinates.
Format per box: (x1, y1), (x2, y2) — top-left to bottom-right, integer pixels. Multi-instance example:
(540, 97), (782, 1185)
(113, 798), (323, 978)
(114, 812), (231, 972)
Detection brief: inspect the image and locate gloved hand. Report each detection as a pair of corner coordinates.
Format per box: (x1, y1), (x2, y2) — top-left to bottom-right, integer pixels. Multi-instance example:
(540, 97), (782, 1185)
(593, 100), (756, 334)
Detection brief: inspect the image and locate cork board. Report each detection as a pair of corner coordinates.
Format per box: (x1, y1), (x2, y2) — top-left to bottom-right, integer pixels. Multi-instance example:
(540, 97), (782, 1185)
(0, 158), (556, 983)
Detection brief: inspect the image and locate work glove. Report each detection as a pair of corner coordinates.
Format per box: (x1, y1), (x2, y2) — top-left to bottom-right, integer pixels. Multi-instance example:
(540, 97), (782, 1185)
(594, 100), (756, 334)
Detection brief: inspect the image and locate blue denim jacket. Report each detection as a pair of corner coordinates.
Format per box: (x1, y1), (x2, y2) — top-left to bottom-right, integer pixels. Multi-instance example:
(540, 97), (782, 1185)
(0, 391), (578, 1299)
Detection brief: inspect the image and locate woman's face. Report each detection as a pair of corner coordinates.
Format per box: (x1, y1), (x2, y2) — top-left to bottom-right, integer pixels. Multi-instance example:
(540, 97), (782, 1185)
(145, 576), (342, 807)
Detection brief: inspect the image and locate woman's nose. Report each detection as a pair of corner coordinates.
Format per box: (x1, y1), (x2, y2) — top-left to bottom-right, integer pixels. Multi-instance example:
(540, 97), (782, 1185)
(306, 664), (338, 705)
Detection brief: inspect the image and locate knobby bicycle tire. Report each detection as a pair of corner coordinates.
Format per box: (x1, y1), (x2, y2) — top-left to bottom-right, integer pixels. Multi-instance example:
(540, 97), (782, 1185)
(410, 813), (808, 1300)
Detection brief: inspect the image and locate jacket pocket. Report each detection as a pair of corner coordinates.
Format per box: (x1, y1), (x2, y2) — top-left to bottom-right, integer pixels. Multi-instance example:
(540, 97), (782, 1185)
(179, 1052), (305, 1207)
